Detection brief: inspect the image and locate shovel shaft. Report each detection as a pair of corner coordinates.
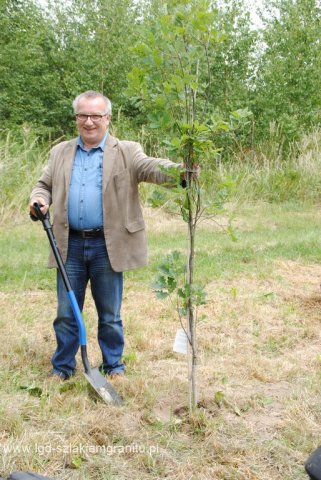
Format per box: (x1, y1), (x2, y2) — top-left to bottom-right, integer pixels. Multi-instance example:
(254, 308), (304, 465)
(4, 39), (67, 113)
(67, 291), (87, 347)
(46, 232), (87, 346)
(33, 203), (87, 346)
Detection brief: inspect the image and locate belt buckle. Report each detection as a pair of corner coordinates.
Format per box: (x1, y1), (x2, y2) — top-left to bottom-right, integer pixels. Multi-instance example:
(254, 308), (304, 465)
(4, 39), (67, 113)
(83, 229), (94, 238)
(83, 229), (102, 238)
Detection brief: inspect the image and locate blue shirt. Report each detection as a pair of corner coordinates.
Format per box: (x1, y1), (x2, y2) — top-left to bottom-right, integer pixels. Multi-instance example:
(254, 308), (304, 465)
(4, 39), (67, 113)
(68, 133), (107, 230)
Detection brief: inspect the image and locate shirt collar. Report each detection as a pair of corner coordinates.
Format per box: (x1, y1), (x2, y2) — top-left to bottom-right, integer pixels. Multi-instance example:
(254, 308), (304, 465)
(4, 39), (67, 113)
(77, 132), (109, 151)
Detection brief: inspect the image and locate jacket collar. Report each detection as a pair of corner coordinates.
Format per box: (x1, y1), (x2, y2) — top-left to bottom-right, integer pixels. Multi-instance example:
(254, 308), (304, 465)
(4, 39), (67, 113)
(103, 135), (118, 191)
(63, 135), (118, 193)
(63, 139), (77, 194)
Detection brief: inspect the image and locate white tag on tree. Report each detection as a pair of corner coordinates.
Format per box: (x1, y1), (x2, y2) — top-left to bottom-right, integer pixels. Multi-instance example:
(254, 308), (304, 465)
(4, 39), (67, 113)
(173, 328), (188, 354)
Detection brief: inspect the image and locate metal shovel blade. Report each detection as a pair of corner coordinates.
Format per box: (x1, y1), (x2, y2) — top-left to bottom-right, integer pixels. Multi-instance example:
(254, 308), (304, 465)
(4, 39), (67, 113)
(84, 367), (123, 406)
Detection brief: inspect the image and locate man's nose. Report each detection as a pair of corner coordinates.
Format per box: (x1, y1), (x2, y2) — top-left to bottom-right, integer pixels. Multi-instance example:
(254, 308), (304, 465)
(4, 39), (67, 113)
(85, 116), (94, 125)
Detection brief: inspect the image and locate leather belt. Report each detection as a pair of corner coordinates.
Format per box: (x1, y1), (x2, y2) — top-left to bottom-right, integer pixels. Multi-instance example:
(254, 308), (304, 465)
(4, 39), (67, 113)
(69, 228), (104, 239)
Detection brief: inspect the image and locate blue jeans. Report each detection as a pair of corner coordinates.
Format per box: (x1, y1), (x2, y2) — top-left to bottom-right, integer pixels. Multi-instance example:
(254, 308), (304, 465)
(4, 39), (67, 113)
(51, 234), (124, 378)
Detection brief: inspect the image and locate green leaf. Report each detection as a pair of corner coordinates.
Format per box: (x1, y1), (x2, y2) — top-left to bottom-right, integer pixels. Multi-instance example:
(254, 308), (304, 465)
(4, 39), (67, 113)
(151, 278), (167, 290)
(148, 110), (173, 129)
(181, 206), (190, 223)
(227, 225), (239, 242)
(177, 287), (188, 299)
(155, 291), (169, 300)
(147, 190), (168, 208)
(214, 390), (225, 407)
(191, 284), (207, 306)
(71, 456), (84, 469)
(167, 276), (178, 292)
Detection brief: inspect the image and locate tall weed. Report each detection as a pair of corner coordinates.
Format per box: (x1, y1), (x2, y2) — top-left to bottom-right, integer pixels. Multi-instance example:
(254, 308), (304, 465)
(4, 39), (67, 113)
(0, 127), (51, 224)
(213, 128), (321, 203)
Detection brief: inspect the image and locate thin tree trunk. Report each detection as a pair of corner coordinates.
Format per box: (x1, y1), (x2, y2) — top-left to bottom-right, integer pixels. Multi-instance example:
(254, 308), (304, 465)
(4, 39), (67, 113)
(187, 188), (197, 411)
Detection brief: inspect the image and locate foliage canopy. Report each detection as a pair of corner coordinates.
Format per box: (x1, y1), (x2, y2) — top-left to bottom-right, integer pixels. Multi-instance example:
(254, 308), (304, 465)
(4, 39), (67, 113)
(0, 0), (320, 148)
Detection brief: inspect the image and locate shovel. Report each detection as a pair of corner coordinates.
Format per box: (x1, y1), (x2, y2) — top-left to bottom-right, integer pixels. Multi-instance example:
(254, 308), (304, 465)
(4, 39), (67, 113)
(31, 202), (123, 406)
(305, 445), (321, 479)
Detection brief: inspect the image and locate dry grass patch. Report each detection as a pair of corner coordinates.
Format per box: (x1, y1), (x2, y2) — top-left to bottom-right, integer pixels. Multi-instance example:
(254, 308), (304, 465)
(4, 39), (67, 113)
(1, 256), (321, 478)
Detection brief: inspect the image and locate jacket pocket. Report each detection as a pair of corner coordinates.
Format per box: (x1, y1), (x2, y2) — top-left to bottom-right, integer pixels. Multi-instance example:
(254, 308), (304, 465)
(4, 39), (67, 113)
(126, 219), (145, 233)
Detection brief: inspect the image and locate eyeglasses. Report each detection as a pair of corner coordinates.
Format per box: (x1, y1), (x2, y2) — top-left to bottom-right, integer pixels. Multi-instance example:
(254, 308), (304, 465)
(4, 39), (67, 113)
(76, 114), (108, 122)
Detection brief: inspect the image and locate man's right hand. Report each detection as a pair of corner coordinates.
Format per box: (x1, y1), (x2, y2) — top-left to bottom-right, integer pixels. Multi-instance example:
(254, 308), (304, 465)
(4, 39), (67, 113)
(29, 198), (49, 218)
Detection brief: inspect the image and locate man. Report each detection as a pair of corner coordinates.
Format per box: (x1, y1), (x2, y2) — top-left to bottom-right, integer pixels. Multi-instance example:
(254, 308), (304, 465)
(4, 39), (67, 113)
(30, 90), (180, 381)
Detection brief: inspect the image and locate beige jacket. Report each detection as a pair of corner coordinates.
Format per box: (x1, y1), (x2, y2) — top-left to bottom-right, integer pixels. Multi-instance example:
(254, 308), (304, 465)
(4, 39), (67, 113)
(30, 134), (178, 272)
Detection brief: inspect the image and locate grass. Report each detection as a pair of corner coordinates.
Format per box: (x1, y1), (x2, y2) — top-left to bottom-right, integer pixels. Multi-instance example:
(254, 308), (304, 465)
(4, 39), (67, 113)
(1, 202), (321, 479)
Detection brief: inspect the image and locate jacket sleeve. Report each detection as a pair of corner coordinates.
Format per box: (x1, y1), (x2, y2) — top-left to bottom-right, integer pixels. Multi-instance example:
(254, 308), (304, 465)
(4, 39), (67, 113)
(129, 142), (181, 185)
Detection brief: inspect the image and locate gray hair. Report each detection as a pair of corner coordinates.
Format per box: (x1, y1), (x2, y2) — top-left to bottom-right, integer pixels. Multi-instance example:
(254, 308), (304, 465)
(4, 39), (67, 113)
(72, 90), (112, 115)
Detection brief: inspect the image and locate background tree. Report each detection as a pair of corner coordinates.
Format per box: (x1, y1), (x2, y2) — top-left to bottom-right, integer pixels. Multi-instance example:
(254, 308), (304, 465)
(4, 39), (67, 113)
(208, 0), (257, 116)
(47, 0), (141, 115)
(205, 0), (258, 156)
(0, 0), (64, 134)
(253, 0), (321, 142)
(0, 0), (142, 137)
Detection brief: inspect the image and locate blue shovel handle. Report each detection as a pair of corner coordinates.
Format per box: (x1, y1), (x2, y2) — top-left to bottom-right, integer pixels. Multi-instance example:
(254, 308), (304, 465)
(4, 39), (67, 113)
(32, 202), (87, 347)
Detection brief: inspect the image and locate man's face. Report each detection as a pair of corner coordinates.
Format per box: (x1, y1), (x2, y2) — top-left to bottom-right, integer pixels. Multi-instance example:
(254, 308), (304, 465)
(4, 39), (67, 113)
(75, 97), (111, 148)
